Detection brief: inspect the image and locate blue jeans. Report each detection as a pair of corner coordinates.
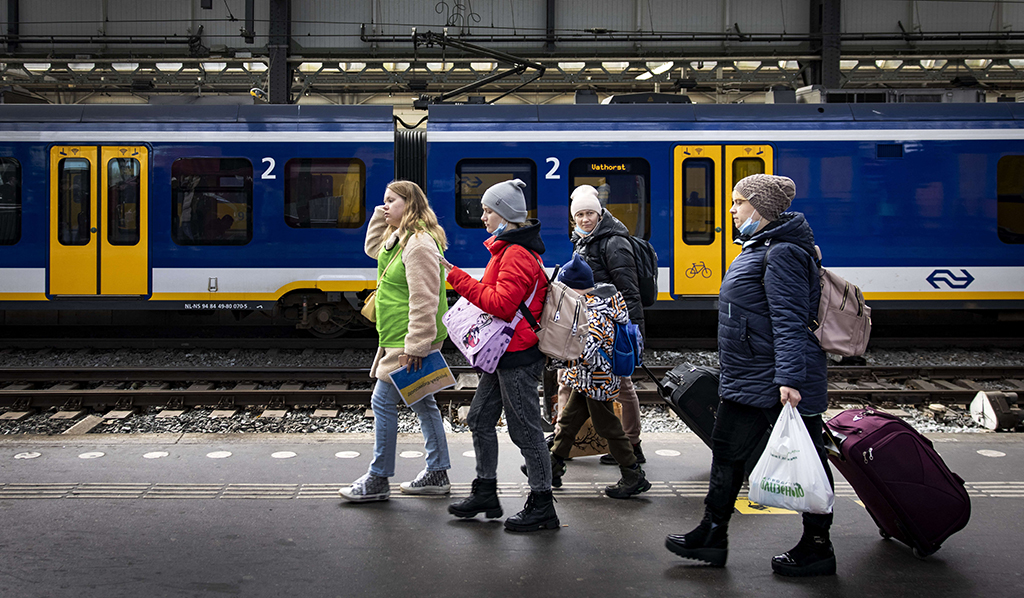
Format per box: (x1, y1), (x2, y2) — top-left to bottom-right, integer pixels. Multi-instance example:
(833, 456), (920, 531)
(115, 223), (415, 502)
(368, 379), (450, 478)
(467, 358), (551, 492)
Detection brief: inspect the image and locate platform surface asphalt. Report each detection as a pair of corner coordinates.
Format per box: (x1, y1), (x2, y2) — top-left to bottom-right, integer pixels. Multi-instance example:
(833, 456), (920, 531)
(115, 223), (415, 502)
(1, 431), (1022, 598)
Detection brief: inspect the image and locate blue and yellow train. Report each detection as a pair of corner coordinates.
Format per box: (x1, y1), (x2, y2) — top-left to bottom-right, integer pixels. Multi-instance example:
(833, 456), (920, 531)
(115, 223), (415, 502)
(1, 102), (1022, 336)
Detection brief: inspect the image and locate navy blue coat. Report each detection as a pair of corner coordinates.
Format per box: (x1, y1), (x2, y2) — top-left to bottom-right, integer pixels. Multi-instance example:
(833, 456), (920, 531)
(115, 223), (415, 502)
(717, 212), (828, 415)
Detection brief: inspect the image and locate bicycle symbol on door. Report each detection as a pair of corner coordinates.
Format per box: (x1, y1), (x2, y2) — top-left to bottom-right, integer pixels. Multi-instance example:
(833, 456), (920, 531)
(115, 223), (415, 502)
(685, 261), (713, 278)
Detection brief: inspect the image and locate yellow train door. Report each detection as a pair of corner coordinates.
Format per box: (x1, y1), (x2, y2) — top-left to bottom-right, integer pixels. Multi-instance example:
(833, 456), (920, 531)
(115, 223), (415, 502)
(49, 146), (149, 296)
(672, 144), (773, 298)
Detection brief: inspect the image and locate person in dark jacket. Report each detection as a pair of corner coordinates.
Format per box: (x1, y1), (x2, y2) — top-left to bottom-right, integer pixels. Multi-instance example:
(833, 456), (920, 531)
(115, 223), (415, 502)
(441, 179), (558, 532)
(664, 174), (836, 577)
(563, 184), (646, 465)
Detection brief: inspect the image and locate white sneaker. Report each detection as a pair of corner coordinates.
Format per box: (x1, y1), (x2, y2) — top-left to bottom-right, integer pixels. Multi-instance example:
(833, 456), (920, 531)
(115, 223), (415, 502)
(399, 469), (451, 495)
(339, 473), (391, 502)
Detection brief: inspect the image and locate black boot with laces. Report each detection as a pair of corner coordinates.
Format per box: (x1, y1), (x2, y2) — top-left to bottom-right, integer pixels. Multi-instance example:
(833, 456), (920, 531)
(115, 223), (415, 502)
(771, 532), (836, 577)
(665, 514), (728, 567)
(504, 490), (560, 532)
(448, 478), (503, 519)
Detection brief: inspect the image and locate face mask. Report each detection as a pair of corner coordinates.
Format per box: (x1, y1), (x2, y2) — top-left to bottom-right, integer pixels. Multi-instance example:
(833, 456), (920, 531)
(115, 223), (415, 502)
(493, 221), (508, 237)
(738, 216), (761, 236)
(574, 225), (591, 237)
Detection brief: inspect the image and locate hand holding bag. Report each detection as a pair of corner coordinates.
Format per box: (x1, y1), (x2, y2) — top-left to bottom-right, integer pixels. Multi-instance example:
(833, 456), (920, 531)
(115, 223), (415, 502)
(748, 403), (835, 514)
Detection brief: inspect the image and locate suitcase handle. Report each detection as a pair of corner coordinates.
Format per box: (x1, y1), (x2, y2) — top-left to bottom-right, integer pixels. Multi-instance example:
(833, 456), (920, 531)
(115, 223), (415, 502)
(640, 363), (668, 396)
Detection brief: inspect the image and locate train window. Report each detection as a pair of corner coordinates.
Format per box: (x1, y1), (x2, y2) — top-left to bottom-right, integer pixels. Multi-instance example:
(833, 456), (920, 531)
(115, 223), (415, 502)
(171, 158), (252, 246)
(107, 158), (140, 246)
(0, 158), (21, 245)
(455, 159), (537, 228)
(284, 158), (365, 229)
(733, 158), (765, 182)
(57, 158), (91, 246)
(682, 158), (714, 245)
(569, 158), (651, 238)
(997, 156), (1024, 244)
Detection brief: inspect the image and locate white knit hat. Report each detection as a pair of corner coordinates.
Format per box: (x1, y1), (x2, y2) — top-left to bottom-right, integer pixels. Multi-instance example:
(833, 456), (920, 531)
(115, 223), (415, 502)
(570, 185), (602, 216)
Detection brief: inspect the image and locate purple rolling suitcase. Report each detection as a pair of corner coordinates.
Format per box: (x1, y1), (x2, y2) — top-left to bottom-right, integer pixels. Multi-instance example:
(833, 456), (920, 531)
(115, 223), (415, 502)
(825, 408), (971, 557)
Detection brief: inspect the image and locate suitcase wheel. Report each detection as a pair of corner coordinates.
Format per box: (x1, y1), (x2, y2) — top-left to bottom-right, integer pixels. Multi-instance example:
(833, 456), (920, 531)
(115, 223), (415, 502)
(912, 546), (937, 559)
(878, 529), (891, 540)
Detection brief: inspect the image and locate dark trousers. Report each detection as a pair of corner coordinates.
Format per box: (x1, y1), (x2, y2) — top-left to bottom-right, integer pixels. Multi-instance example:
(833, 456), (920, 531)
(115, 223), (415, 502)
(551, 390), (637, 468)
(705, 399), (835, 534)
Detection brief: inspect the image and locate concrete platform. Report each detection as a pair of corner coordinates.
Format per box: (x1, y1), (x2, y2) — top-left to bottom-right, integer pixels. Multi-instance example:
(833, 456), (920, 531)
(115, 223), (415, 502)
(1, 431), (1022, 598)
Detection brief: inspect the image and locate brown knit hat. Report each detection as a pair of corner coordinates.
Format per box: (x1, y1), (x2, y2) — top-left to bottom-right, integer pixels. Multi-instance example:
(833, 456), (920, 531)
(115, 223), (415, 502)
(733, 174), (796, 221)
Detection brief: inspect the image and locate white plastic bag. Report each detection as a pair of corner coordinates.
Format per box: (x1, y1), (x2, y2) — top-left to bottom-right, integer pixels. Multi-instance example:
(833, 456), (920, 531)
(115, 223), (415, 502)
(747, 403), (835, 514)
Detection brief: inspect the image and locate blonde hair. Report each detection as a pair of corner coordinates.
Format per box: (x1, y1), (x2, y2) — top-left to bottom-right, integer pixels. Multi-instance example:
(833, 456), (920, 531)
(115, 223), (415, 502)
(383, 180), (448, 250)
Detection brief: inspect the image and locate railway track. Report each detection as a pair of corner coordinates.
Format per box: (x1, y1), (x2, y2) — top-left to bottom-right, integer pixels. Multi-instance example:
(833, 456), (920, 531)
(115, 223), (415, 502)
(1, 336), (1022, 351)
(2, 365), (1023, 415)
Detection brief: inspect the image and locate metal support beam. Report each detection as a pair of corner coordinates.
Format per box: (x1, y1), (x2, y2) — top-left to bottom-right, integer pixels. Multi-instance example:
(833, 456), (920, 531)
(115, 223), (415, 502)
(244, 0), (255, 44)
(6, 0), (18, 54)
(545, 0), (556, 53)
(268, 0), (291, 104)
(808, 0), (841, 88)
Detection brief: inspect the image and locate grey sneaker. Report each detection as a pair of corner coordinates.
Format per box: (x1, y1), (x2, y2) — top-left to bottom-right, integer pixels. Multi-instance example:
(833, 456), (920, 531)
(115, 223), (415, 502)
(400, 469), (451, 495)
(339, 473), (391, 502)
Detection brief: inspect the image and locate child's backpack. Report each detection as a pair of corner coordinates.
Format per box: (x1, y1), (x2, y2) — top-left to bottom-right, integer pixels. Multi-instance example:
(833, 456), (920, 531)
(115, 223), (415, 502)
(627, 236), (659, 307)
(763, 242), (872, 357)
(599, 320), (644, 377)
(518, 257), (590, 362)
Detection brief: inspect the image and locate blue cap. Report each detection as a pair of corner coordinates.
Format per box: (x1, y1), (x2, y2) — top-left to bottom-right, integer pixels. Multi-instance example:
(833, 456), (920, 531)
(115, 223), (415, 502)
(557, 253), (595, 292)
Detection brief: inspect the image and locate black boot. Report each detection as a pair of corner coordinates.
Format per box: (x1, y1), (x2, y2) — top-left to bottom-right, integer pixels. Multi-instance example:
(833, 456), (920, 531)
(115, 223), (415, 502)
(504, 490), (560, 532)
(600, 440), (646, 465)
(520, 454), (566, 488)
(448, 478), (503, 519)
(605, 464), (652, 499)
(665, 514), (729, 567)
(771, 532), (836, 577)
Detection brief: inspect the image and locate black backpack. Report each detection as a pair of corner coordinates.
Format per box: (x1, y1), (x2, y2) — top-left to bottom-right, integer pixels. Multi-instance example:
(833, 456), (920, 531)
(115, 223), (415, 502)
(627, 236), (659, 307)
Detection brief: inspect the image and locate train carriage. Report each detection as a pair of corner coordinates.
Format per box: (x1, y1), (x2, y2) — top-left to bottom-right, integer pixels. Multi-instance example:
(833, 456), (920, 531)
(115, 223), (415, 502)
(425, 102), (1024, 311)
(0, 104), (393, 336)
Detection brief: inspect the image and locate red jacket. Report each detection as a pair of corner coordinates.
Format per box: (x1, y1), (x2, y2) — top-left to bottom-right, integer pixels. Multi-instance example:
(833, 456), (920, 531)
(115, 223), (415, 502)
(447, 234), (547, 353)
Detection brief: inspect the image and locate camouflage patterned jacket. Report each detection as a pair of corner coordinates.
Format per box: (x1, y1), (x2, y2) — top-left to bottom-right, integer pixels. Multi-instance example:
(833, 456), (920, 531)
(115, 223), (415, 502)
(557, 283), (630, 401)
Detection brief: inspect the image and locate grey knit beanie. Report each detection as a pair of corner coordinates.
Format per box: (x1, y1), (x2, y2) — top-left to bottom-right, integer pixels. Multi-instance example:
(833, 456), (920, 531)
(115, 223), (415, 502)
(481, 178), (528, 223)
(734, 174), (796, 221)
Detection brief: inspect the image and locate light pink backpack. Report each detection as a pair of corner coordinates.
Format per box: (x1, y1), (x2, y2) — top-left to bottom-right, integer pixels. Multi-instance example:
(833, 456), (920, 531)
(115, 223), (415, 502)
(764, 243), (872, 357)
(443, 284), (538, 374)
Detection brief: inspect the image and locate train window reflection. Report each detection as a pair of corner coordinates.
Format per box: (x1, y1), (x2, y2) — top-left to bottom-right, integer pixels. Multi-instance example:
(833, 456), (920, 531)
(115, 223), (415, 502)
(997, 156), (1024, 244)
(569, 158), (651, 238)
(0, 158), (21, 245)
(171, 158), (252, 246)
(284, 159), (365, 229)
(58, 158), (91, 246)
(107, 158), (140, 246)
(455, 159), (537, 228)
(682, 158), (714, 245)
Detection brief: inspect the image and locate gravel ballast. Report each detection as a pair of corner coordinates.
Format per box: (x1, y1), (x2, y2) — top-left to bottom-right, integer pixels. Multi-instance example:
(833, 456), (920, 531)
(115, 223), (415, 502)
(2, 346), (1022, 436)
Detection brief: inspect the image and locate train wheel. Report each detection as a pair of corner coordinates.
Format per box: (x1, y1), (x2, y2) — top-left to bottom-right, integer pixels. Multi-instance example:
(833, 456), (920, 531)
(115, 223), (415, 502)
(307, 305), (351, 338)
